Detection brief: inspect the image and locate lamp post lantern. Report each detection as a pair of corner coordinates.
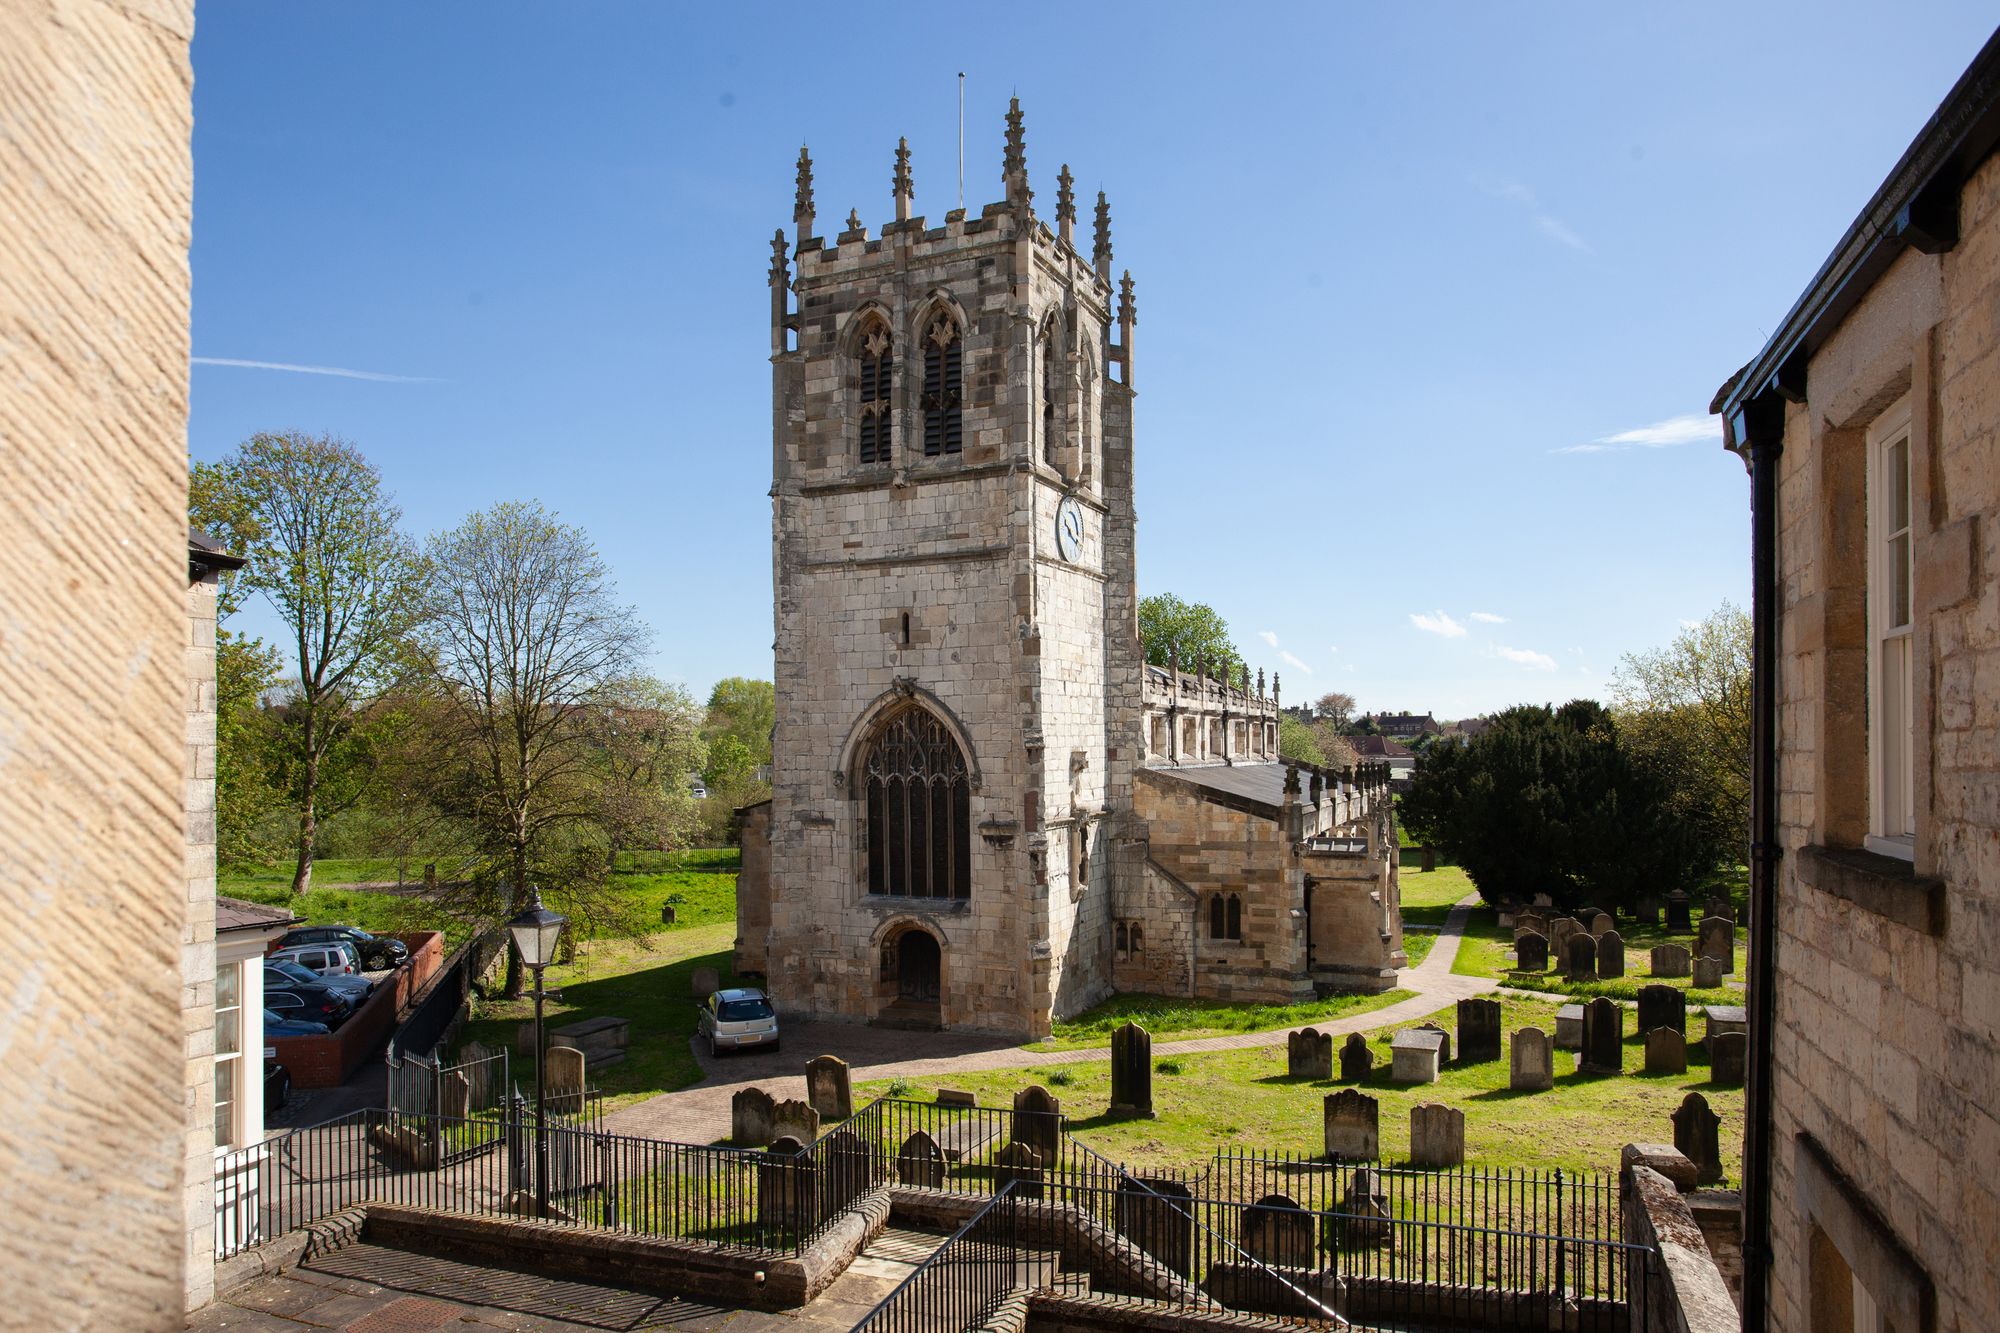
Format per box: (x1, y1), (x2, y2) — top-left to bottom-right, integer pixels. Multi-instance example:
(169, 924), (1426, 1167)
(506, 886), (567, 1215)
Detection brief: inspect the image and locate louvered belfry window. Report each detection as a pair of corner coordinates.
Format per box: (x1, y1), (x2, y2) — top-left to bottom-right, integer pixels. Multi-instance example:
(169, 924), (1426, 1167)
(922, 313), (964, 456)
(857, 321), (893, 464)
(864, 707), (972, 899)
(1041, 324), (1058, 464)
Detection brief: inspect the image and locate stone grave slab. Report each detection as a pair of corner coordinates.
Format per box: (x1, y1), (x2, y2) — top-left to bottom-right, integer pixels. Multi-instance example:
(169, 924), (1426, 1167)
(1672, 1092), (1723, 1185)
(1692, 955), (1725, 989)
(1555, 1004), (1585, 1050)
(1514, 930), (1549, 973)
(806, 1054), (853, 1121)
(1697, 917), (1736, 971)
(1565, 932), (1599, 982)
(1651, 944), (1692, 978)
(1580, 997), (1623, 1075)
(1339, 1033), (1374, 1082)
(1241, 1194), (1314, 1268)
(1644, 1028), (1688, 1076)
(1596, 930), (1625, 980)
(1665, 892), (1691, 931)
(1409, 1104), (1466, 1169)
(1390, 1028), (1444, 1084)
(1636, 984), (1687, 1036)
(1111, 1022), (1154, 1116)
(550, 1016), (630, 1068)
(1710, 1032), (1746, 1086)
(896, 1131), (946, 1188)
(1457, 997), (1503, 1064)
(1288, 1027), (1333, 1080)
(935, 1116), (1001, 1163)
(1510, 1027), (1554, 1091)
(772, 1098), (819, 1145)
(1323, 1089), (1379, 1160)
(1011, 1085), (1062, 1165)
(731, 1087), (776, 1146)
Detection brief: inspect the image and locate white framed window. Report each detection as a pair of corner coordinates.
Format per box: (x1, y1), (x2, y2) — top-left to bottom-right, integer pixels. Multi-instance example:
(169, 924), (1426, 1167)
(213, 961), (243, 1149)
(1866, 396), (1916, 860)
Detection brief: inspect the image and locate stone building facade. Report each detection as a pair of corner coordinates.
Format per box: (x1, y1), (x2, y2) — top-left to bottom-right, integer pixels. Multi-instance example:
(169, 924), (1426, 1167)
(0, 2), (201, 1323)
(1714, 28), (2000, 1332)
(738, 106), (1402, 1037)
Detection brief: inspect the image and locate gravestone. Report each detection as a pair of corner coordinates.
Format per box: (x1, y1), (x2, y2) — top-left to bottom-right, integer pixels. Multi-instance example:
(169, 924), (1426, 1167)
(1390, 1028), (1444, 1084)
(1409, 1103), (1466, 1169)
(1457, 998), (1503, 1063)
(1339, 1033), (1374, 1082)
(1588, 912), (1614, 938)
(1692, 956), (1725, 989)
(819, 1129), (873, 1216)
(1580, 997), (1623, 1075)
(1549, 917), (1581, 958)
(1697, 917), (1736, 972)
(1651, 944), (1692, 978)
(1596, 930), (1625, 979)
(896, 1131), (946, 1188)
(1704, 1005), (1748, 1045)
(806, 1055), (853, 1121)
(1710, 1032), (1747, 1086)
(935, 1088), (976, 1107)
(1514, 912), (1549, 939)
(1416, 1022), (1453, 1064)
(1555, 1003), (1585, 1050)
(1337, 1168), (1394, 1248)
(1565, 932), (1599, 982)
(1645, 1028), (1688, 1075)
(1636, 984), (1687, 1036)
(1323, 1089), (1379, 1161)
(545, 1045), (586, 1115)
(1672, 1092), (1723, 1185)
(516, 1022), (537, 1056)
(1514, 930), (1549, 973)
(1117, 1176), (1195, 1278)
(660, 904), (676, 925)
(1011, 1085), (1062, 1165)
(756, 1136), (808, 1228)
(935, 1116), (1001, 1164)
(423, 862), (438, 890)
(1632, 899), (1662, 926)
(690, 966), (720, 997)
(439, 1070), (469, 1122)
(1288, 1027), (1334, 1080)
(1111, 1022), (1155, 1117)
(1241, 1193), (1314, 1268)
(1532, 892), (1553, 907)
(1510, 1027), (1554, 1091)
(772, 1098), (819, 1144)
(1573, 906), (1604, 932)
(993, 1140), (1043, 1199)
(1705, 896), (1736, 923)
(732, 1087), (777, 1146)
(1665, 892), (1691, 931)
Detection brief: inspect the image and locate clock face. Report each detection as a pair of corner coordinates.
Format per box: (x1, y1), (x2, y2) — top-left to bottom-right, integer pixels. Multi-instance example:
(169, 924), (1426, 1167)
(1055, 497), (1085, 563)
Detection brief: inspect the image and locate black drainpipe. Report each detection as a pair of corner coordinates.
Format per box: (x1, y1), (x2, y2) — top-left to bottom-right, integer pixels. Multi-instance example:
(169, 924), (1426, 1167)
(1733, 390), (1786, 1331)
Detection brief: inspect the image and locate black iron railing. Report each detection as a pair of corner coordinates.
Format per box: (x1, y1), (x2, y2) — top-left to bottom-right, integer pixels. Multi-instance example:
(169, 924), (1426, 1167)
(851, 1184), (1026, 1333)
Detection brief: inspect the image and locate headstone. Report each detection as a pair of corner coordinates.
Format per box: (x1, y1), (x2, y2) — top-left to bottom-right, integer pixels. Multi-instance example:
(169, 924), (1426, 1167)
(1637, 984), (1687, 1036)
(1596, 930), (1625, 979)
(1409, 1103), (1466, 1169)
(1565, 931), (1599, 982)
(1704, 1005), (1748, 1045)
(772, 1098), (819, 1144)
(1697, 917), (1735, 972)
(1323, 1089), (1380, 1161)
(1550, 916), (1582, 958)
(1573, 906), (1603, 932)
(1633, 899), (1662, 926)
(1665, 892), (1691, 931)
(438, 1070), (469, 1122)
(1287, 1027), (1334, 1080)
(1554, 1003), (1585, 1050)
(516, 1022), (536, 1056)
(1705, 896), (1736, 923)
(1645, 1028), (1688, 1075)
(1339, 1033), (1374, 1082)
(1241, 1193), (1314, 1268)
(1580, 997), (1622, 1075)
(1117, 1176), (1195, 1278)
(1692, 956), (1725, 989)
(1336, 1168), (1393, 1248)
(1513, 912), (1549, 939)
(690, 966), (721, 997)
(660, 904), (677, 925)
(1111, 1022), (1154, 1116)
(1390, 1028), (1444, 1084)
(1457, 998), (1503, 1063)
(1011, 1085), (1062, 1165)
(1510, 1027), (1554, 1091)
(1710, 1032), (1747, 1086)
(423, 862), (438, 890)
(1587, 912), (1614, 938)
(896, 1131), (946, 1188)
(806, 1054), (853, 1121)
(819, 1129), (873, 1216)
(993, 1140), (1043, 1199)
(756, 1136), (809, 1229)
(732, 1087), (777, 1145)
(1416, 1021), (1453, 1064)
(1514, 930), (1549, 973)
(1651, 944), (1692, 978)
(545, 1045), (586, 1114)
(1532, 892), (1554, 907)
(1672, 1092), (1723, 1185)
(935, 1088), (976, 1107)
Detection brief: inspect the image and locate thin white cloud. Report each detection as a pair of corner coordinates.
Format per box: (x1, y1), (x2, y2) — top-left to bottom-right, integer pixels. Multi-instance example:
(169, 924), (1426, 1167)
(1410, 610), (1468, 639)
(1554, 413), (1720, 455)
(1482, 178), (1593, 255)
(1469, 611), (1508, 624)
(1279, 650), (1313, 675)
(192, 356), (436, 383)
(1328, 645), (1341, 656)
(1493, 644), (1558, 670)
(1258, 630), (1280, 648)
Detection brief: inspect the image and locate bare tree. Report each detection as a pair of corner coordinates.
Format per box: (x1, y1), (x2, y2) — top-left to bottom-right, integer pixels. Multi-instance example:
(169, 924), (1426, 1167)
(1315, 691), (1357, 728)
(423, 502), (648, 995)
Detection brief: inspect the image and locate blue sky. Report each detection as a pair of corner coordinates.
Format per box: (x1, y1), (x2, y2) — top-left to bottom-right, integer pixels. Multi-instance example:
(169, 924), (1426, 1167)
(189, 3), (1997, 719)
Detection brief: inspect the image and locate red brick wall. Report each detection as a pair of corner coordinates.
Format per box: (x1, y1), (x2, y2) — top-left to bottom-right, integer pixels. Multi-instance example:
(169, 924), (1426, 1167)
(267, 932), (445, 1088)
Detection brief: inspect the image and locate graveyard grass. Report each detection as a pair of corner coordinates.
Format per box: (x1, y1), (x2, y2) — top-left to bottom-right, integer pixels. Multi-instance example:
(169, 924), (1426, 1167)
(1032, 987), (1415, 1051)
(860, 994), (1746, 1180)
(1450, 904), (1746, 1006)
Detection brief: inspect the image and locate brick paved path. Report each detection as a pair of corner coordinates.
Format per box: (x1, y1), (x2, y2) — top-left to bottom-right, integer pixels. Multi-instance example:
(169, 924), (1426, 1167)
(604, 896), (1494, 1145)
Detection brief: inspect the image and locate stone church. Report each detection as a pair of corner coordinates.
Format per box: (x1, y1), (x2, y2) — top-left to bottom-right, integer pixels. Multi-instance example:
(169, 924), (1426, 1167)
(734, 104), (1404, 1038)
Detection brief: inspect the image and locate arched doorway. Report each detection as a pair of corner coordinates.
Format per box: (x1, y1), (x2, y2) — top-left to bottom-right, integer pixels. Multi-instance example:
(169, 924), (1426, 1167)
(878, 925), (943, 1027)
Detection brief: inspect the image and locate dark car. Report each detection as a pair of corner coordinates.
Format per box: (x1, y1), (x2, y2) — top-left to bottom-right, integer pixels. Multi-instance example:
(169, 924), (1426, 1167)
(279, 925), (408, 971)
(264, 1060), (292, 1115)
(263, 977), (351, 1028)
(262, 1009), (331, 1037)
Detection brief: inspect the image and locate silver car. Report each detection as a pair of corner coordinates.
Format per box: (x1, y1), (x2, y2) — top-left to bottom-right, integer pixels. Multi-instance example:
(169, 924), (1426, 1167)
(697, 988), (779, 1057)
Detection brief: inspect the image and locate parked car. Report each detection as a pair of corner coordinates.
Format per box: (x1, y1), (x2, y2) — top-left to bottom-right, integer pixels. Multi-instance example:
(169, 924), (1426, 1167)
(263, 978), (350, 1028)
(265, 959), (370, 1005)
(262, 1009), (330, 1037)
(280, 925), (408, 971)
(696, 987), (779, 1057)
(269, 943), (359, 980)
(264, 1060), (292, 1114)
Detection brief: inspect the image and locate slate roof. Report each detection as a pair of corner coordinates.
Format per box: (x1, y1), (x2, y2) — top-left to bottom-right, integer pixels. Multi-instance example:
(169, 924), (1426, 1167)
(1137, 762), (1297, 820)
(216, 895), (297, 935)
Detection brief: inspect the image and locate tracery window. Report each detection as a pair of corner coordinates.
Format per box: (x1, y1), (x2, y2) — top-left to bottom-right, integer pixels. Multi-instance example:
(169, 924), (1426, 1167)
(922, 312), (963, 456)
(864, 707), (971, 898)
(1209, 893), (1242, 941)
(856, 317), (894, 464)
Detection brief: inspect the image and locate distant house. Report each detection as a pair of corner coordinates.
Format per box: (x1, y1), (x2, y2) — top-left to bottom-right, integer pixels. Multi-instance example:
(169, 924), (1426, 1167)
(1452, 716), (1494, 740)
(1349, 733), (1418, 785)
(1360, 711), (1440, 739)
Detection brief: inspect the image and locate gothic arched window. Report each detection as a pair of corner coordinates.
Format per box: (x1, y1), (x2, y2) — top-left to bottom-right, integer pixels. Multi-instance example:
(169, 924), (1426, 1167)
(863, 707), (971, 898)
(1227, 893), (1242, 940)
(856, 316), (893, 464)
(1041, 318), (1059, 466)
(1209, 895), (1227, 940)
(921, 312), (963, 456)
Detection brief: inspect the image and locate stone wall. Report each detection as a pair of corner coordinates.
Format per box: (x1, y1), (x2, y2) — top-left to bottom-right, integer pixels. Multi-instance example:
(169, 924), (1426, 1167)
(1762, 150), (2000, 1331)
(732, 801), (772, 974)
(0, 1), (197, 1323)
(183, 570), (221, 1308)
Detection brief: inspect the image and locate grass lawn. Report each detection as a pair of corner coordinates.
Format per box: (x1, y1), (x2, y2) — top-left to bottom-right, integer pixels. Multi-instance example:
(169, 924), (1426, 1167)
(862, 994), (1745, 1180)
(1030, 988), (1414, 1052)
(1398, 863), (1476, 915)
(1400, 931), (1437, 968)
(1451, 906), (1746, 1007)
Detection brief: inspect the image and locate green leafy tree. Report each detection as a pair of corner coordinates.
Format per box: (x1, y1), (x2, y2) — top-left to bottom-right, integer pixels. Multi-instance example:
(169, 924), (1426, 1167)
(595, 676), (706, 863)
(698, 677), (774, 841)
(213, 636), (282, 864)
(1138, 593), (1243, 678)
(1278, 714), (1326, 766)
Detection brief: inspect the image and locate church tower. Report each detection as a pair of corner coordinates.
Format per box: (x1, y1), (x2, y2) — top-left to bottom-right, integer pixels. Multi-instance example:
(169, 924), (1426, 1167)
(756, 104), (1140, 1037)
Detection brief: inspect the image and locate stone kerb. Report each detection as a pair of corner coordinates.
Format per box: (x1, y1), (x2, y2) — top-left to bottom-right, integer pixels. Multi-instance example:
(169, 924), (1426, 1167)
(1323, 1089), (1379, 1161)
(1409, 1103), (1466, 1169)
(1510, 1027), (1554, 1091)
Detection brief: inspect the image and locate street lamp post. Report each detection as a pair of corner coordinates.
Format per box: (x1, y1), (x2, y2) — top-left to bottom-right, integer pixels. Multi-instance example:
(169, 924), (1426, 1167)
(505, 886), (567, 1216)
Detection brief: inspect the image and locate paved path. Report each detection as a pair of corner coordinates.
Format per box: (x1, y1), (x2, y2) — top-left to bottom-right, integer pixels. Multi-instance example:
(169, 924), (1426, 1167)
(605, 896), (1495, 1145)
